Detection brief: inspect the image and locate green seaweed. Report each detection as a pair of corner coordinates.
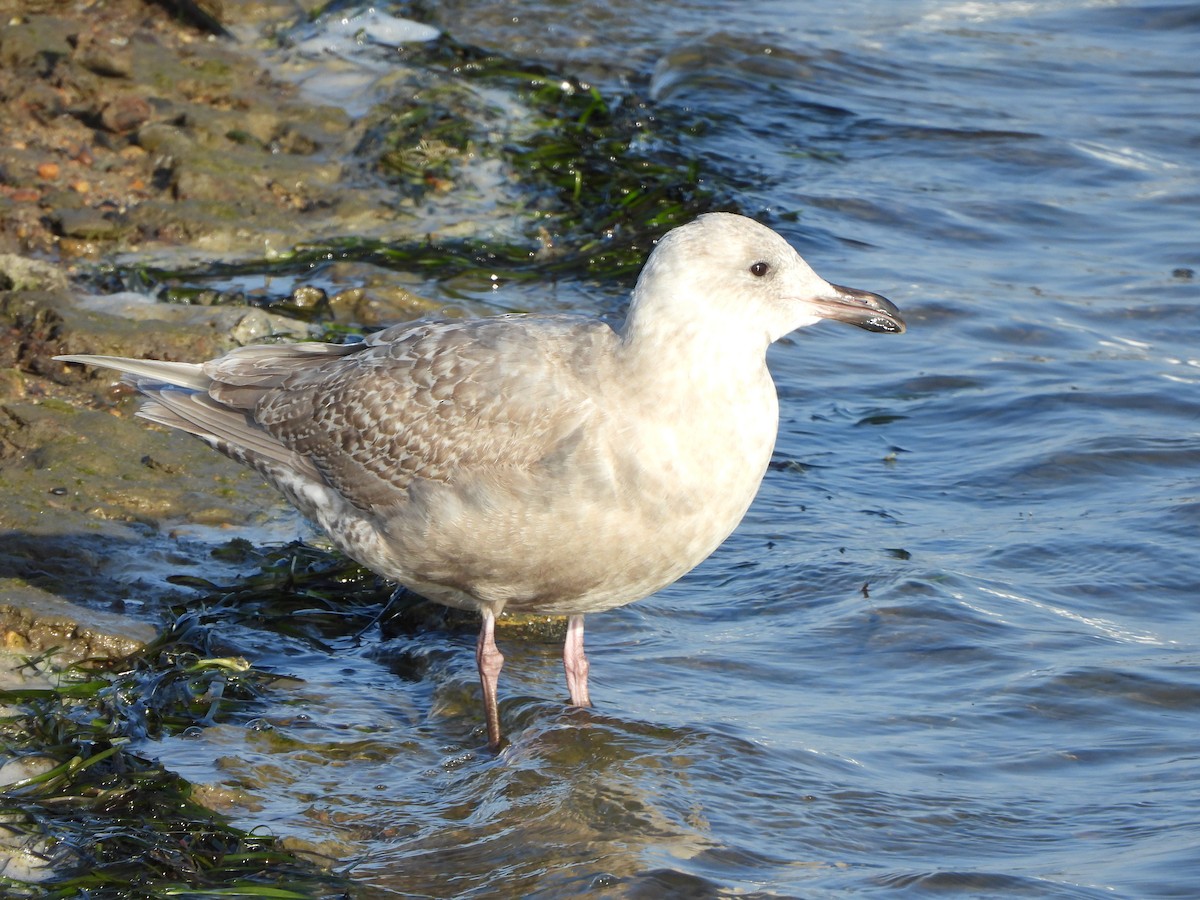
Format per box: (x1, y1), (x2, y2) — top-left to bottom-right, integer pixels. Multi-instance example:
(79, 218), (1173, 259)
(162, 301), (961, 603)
(166, 540), (397, 649)
(113, 37), (733, 320)
(0, 616), (345, 898)
(394, 37), (723, 266)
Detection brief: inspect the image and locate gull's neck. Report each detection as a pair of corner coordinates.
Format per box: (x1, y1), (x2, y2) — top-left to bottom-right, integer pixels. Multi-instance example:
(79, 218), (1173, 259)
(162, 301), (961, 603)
(617, 280), (772, 385)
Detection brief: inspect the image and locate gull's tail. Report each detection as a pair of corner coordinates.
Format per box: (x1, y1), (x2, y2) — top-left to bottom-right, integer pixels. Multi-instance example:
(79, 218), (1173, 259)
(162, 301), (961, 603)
(54, 352), (325, 482)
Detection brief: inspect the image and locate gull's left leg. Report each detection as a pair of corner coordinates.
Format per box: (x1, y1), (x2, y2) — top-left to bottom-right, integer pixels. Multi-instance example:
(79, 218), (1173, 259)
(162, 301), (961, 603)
(476, 610), (506, 750)
(563, 613), (592, 708)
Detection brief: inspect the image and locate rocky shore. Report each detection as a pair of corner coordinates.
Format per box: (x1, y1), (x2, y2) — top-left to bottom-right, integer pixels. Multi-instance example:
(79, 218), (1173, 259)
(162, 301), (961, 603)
(0, 1), (453, 890)
(2, 0), (339, 651)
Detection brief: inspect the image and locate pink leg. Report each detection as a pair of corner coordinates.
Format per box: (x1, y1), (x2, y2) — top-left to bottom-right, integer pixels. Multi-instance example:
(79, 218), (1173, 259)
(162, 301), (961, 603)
(476, 610), (505, 750)
(564, 614), (592, 708)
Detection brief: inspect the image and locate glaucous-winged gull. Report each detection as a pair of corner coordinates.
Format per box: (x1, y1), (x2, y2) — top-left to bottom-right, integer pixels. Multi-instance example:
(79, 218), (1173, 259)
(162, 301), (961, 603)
(57, 212), (905, 749)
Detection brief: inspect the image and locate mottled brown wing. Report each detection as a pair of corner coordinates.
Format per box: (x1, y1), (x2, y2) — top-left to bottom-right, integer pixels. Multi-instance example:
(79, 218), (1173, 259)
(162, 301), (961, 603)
(250, 317), (615, 513)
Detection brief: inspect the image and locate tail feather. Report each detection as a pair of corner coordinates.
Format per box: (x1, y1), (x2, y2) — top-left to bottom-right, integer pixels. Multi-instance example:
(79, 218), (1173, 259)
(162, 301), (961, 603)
(55, 353), (325, 484)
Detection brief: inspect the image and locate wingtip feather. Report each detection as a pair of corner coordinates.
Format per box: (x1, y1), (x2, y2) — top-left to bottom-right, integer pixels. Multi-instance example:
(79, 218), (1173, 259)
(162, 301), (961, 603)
(55, 354), (210, 390)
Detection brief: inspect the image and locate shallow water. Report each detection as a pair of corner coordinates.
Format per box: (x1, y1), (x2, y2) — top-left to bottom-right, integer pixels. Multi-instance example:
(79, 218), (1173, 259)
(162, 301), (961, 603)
(159, 2), (1199, 897)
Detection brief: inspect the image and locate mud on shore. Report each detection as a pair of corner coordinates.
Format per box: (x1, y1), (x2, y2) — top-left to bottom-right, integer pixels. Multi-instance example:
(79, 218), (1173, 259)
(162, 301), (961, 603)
(0, 0), (447, 624)
(0, 4), (423, 890)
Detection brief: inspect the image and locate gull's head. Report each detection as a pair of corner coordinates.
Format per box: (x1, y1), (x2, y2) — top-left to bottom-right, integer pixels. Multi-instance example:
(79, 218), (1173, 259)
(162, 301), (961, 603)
(625, 212), (905, 346)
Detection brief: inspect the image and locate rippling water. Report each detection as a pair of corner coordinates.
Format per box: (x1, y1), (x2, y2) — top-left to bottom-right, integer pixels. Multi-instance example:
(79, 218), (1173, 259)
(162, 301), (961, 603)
(161, 2), (1200, 896)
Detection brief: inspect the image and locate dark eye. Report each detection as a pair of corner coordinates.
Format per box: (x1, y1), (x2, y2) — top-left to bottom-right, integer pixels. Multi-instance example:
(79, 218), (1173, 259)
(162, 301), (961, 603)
(750, 261), (770, 277)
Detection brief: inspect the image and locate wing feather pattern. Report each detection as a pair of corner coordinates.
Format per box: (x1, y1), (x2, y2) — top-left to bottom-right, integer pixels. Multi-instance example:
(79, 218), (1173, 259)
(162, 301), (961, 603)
(58, 315), (618, 516)
(252, 317), (615, 513)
